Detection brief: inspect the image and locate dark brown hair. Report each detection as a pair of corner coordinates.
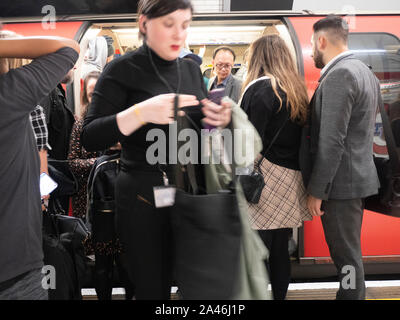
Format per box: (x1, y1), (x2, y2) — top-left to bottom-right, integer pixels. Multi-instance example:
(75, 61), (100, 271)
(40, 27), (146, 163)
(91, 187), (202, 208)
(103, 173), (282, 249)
(81, 71), (101, 118)
(137, 0), (193, 37)
(313, 15), (349, 45)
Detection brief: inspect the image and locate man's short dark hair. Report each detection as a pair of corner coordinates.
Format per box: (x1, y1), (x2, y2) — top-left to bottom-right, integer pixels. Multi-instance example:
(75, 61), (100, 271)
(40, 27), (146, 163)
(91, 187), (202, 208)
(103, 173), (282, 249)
(213, 46), (236, 61)
(313, 15), (349, 45)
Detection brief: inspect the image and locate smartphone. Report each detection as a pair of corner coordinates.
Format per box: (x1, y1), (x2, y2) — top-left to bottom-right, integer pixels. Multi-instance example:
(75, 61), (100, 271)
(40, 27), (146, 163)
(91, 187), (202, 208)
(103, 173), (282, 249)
(40, 172), (58, 197)
(204, 88), (226, 130)
(208, 88), (225, 105)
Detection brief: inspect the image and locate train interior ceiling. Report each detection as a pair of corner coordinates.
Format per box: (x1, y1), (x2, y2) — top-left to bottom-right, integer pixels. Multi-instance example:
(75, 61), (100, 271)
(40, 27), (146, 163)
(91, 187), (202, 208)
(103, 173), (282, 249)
(73, 19), (296, 111)
(87, 19), (296, 70)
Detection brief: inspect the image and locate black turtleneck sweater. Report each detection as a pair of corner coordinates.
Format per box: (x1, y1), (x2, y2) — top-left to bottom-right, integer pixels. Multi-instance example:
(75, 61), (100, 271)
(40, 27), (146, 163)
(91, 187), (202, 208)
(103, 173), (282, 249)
(81, 43), (207, 170)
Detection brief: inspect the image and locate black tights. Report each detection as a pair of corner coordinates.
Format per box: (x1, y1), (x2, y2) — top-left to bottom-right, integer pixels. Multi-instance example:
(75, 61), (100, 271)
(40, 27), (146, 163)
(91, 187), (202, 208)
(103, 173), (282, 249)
(257, 228), (291, 300)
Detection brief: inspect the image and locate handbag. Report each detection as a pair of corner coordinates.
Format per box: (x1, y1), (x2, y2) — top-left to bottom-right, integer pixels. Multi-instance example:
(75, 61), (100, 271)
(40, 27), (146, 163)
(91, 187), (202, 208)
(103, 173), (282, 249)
(239, 117), (288, 204)
(365, 94), (400, 217)
(239, 162), (265, 204)
(170, 95), (242, 300)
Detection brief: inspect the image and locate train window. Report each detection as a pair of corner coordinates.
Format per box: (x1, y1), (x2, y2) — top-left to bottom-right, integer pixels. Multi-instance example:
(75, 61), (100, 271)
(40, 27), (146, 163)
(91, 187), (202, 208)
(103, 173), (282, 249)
(349, 32), (400, 158)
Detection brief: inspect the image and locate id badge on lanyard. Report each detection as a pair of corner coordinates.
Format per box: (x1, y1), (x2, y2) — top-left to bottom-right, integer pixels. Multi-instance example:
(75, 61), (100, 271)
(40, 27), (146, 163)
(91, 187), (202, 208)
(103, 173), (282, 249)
(153, 170), (176, 208)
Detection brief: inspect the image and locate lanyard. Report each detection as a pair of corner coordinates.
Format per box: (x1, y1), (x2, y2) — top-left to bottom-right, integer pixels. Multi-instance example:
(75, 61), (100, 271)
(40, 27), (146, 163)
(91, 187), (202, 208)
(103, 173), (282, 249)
(147, 45), (184, 183)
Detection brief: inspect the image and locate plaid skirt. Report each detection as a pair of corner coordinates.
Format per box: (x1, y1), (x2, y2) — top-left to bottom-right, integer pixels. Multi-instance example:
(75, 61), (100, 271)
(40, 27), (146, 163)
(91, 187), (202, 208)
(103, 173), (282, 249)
(248, 157), (312, 230)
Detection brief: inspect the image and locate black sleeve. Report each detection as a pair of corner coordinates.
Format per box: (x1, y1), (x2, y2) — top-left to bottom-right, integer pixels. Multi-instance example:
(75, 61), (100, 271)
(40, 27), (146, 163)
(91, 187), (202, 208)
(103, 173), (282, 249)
(182, 59), (207, 99)
(81, 58), (127, 152)
(197, 64), (208, 99)
(242, 80), (275, 140)
(39, 93), (52, 125)
(1, 47), (78, 117)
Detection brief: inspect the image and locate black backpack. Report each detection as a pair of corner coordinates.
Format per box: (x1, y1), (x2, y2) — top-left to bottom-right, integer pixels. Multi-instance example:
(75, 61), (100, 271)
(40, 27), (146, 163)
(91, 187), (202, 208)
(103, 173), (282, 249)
(87, 152), (120, 226)
(86, 152), (135, 300)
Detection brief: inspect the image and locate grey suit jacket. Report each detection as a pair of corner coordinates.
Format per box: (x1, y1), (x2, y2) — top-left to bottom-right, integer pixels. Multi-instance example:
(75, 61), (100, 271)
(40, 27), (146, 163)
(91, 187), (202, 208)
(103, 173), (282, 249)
(300, 53), (380, 200)
(207, 74), (242, 103)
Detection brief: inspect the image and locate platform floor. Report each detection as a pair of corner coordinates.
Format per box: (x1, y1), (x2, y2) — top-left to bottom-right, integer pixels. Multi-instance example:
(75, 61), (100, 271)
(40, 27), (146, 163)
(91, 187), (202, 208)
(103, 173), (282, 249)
(285, 281), (400, 300)
(81, 280), (400, 300)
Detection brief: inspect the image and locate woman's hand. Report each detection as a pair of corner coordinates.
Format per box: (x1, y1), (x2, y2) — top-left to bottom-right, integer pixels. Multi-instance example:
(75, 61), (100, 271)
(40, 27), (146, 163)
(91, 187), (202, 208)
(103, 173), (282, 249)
(201, 98), (232, 128)
(138, 93), (199, 125)
(117, 93), (199, 136)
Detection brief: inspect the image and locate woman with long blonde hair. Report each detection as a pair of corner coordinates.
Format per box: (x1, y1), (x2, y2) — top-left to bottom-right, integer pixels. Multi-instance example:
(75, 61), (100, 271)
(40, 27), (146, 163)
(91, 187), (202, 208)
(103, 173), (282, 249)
(240, 34), (312, 300)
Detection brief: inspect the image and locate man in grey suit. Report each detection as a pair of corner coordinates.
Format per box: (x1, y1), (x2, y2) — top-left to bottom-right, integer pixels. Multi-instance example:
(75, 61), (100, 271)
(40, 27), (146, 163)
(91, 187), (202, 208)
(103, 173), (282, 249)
(208, 46), (242, 103)
(300, 16), (381, 299)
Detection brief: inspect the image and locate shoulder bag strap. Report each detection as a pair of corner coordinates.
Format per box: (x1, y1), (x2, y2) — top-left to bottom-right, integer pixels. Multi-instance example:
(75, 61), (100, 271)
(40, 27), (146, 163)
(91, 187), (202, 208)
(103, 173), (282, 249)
(378, 93), (400, 175)
(256, 116), (289, 168)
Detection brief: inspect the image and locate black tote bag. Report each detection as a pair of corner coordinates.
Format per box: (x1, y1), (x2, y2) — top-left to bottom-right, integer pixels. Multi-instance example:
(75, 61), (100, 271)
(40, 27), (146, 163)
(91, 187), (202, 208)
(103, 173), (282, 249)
(170, 95), (242, 300)
(365, 94), (400, 217)
(172, 187), (242, 299)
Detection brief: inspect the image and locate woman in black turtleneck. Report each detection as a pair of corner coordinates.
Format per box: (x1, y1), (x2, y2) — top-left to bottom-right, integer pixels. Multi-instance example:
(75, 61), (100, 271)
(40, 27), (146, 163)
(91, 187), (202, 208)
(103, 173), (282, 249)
(81, 0), (231, 300)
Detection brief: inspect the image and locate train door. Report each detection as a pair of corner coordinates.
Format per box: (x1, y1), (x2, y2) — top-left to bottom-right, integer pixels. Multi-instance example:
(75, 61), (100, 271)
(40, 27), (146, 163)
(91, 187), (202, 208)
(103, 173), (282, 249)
(73, 17), (299, 115)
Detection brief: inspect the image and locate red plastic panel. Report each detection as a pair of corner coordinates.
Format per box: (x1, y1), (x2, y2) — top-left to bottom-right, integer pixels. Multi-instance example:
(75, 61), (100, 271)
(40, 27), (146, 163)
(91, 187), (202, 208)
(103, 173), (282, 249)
(303, 211), (400, 257)
(3, 21), (83, 39)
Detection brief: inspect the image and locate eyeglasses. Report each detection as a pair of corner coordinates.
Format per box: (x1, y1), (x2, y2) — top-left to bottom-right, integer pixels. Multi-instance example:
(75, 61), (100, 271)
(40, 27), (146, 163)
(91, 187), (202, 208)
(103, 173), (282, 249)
(215, 63), (233, 70)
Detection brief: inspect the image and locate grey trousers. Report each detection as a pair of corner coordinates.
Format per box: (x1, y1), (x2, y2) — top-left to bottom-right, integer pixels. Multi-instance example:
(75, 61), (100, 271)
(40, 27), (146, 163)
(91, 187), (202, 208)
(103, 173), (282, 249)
(0, 268), (48, 300)
(321, 198), (366, 300)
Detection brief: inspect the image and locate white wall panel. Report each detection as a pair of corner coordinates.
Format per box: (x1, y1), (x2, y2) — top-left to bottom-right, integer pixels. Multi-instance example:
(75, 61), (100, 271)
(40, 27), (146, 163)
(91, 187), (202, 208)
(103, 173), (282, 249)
(292, 0), (400, 11)
(192, 0), (223, 13)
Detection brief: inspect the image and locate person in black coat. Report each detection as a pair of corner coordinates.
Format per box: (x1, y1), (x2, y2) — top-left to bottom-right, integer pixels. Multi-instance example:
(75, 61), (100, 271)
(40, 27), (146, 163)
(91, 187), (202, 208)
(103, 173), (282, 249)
(81, 0), (232, 300)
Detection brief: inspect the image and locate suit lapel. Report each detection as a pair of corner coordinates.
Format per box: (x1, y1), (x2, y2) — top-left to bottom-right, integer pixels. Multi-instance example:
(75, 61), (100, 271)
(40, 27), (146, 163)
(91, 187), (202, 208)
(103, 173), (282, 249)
(309, 53), (354, 124)
(207, 76), (214, 91)
(318, 52), (353, 83)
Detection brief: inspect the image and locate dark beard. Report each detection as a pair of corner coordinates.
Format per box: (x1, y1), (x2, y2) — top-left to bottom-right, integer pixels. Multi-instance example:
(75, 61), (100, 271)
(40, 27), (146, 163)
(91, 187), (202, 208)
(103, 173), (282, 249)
(313, 49), (325, 69)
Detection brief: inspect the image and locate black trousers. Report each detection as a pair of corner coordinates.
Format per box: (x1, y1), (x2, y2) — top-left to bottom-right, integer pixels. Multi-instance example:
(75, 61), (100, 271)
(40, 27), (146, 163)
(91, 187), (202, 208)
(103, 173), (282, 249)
(115, 169), (173, 300)
(257, 228), (291, 300)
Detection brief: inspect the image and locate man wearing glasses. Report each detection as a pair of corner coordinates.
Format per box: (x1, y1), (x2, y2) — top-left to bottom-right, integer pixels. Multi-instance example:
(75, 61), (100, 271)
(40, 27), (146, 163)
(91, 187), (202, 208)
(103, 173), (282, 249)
(208, 46), (242, 103)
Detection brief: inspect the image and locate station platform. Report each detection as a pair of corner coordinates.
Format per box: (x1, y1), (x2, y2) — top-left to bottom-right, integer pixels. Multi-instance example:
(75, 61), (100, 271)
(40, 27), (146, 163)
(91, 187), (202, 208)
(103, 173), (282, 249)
(285, 280), (400, 300)
(81, 280), (400, 300)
